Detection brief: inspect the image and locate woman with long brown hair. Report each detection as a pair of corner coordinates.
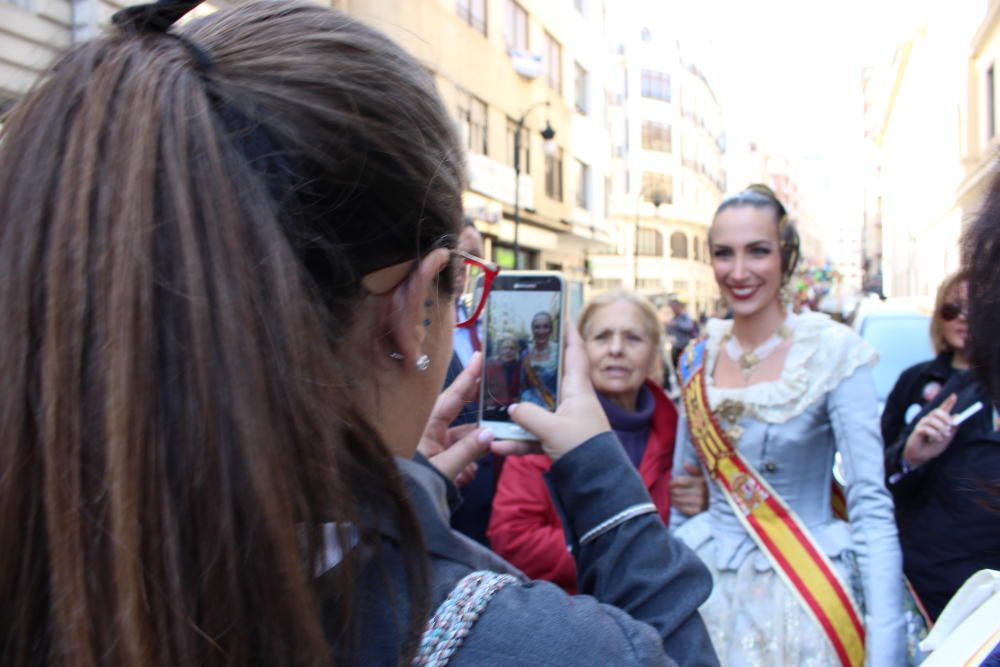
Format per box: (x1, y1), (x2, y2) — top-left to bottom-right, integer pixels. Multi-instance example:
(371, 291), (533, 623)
(0, 1), (717, 665)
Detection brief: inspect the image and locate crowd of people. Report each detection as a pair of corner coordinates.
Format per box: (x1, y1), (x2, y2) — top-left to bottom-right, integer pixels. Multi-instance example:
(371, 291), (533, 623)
(0, 1), (998, 665)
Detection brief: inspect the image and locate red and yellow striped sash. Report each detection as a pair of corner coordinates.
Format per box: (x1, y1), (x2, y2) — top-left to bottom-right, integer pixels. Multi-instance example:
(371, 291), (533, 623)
(680, 345), (865, 667)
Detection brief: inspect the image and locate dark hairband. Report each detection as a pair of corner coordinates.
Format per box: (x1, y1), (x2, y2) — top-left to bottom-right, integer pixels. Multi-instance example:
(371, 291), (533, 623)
(112, 0), (213, 72)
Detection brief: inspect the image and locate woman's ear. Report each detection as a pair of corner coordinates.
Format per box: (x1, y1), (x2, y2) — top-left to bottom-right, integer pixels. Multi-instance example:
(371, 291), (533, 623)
(381, 248), (451, 367)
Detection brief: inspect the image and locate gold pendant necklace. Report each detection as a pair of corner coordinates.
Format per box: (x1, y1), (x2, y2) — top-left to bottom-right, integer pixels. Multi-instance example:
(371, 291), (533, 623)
(724, 324), (791, 384)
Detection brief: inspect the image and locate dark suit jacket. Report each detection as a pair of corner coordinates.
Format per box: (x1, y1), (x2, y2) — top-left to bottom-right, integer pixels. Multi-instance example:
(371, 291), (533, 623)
(443, 351), (496, 546)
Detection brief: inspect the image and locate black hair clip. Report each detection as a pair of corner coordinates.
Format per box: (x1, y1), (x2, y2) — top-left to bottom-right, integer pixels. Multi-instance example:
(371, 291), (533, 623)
(112, 0), (204, 33)
(112, 0), (213, 72)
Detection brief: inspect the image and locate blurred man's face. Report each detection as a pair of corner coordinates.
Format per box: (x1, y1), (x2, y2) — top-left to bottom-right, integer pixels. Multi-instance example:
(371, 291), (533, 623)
(459, 226), (484, 257)
(670, 301), (684, 316)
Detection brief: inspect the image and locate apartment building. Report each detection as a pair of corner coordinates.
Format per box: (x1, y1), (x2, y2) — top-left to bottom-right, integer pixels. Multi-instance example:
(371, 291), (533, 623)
(339, 0), (615, 280)
(959, 0), (1000, 232)
(588, 14), (723, 315)
(2, 0), (218, 107)
(869, 3), (985, 298)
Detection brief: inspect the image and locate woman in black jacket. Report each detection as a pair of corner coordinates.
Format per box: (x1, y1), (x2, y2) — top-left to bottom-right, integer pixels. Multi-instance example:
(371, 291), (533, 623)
(881, 271), (970, 447)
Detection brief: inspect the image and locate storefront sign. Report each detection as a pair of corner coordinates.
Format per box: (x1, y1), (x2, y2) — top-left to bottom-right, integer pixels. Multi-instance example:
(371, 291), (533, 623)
(467, 152), (534, 210)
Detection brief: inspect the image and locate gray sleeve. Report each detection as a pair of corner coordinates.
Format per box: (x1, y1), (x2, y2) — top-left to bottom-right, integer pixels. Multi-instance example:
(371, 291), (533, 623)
(826, 366), (906, 667)
(453, 433), (719, 666)
(452, 578), (679, 666)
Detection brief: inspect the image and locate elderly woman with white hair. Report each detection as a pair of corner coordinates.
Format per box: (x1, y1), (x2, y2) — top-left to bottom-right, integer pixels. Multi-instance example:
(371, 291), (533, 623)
(489, 291), (706, 593)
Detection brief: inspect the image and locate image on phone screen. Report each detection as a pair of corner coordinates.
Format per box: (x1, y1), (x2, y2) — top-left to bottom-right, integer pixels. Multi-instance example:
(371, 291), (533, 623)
(480, 274), (564, 427)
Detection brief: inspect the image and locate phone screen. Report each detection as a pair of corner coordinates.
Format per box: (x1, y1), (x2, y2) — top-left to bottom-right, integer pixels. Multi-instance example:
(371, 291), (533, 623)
(480, 273), (564, 432)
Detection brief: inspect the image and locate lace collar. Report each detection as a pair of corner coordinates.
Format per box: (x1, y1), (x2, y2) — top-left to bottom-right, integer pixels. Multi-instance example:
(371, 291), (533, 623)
(701, 312), (878, 424)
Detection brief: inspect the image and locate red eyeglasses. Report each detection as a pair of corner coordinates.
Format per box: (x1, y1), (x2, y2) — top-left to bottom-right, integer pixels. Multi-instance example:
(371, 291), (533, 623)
(359, 248), (499, 329)
(453, 249), (499, 329)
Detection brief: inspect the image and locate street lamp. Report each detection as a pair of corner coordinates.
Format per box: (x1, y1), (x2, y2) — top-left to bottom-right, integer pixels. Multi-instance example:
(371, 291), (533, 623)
(633, 189), (664, 290)
(513, 101), (556, 269)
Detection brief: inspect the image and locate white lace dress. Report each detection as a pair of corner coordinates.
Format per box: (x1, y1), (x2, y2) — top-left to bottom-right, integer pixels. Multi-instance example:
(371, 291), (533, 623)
(670, 312), (907, 667)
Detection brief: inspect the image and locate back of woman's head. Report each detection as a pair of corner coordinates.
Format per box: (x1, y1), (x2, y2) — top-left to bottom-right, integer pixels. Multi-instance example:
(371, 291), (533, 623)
(0, 2), (462, 664)
(965, 170), (1000, 404)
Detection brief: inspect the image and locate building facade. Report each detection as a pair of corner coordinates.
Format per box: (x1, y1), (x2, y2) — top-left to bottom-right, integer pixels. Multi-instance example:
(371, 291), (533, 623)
(958, 0), (1000, 233)
(861, 65), (887, 296)
(1, 0), (218, 107)
(868, 3), (987, 299)
(588, 16), (723, 316)
(2, 0), (78, 110)
(339, 0), (615, 283)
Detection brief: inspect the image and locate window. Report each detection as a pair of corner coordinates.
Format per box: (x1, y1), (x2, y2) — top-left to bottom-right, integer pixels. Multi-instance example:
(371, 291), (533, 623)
(456, 90), (488, 155)
(544, 31), (562, 93)
(637, 278), (663, 290)
(545, 146), (564, 201)
(641, 172), (674, 204)
(506, 117), (531, 173)
(641, 70), (671, 102)
(637, 228), (662, 256)
(574, 0), (584, 13)
(640, 27), (652, 42)
(575, 160), (590, 209)
(987, 64), (996, 140)
(592, 278), (623, 290)
(574, 62), (589, 114)
(505, 0), (528, 52)
(670, 231), (688, 258)
(493, 243), (537, 269)
(693, 237), (700, 261)
(456, 0), (487, 35)
(641, 121), (672, 153)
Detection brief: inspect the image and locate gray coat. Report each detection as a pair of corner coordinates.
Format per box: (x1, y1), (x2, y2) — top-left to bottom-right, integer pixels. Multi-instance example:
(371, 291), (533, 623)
(337, 433), (720, 666)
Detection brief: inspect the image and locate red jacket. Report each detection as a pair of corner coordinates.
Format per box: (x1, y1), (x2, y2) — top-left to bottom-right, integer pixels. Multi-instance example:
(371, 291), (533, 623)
(487, 380), (677, 594)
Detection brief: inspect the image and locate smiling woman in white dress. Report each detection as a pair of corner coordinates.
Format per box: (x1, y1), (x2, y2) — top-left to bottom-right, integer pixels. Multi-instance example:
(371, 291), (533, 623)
(671, 185), (906, 667)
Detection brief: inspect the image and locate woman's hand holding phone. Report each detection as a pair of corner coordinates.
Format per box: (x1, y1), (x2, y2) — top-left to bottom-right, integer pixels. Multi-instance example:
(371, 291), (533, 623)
(418, 352), (524, 485)
(418, 352), (494, 484)
(425, 323), (610, 469)
(493, 325), (611, 461)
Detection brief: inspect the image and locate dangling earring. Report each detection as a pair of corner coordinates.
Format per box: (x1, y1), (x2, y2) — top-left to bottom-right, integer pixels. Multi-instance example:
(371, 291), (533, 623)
(779, 282), (792, 309)
(416, 354), (431, 372)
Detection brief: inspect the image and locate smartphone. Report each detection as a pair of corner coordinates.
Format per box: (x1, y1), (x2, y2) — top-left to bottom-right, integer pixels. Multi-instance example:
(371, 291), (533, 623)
(478, 271), (566, 441)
